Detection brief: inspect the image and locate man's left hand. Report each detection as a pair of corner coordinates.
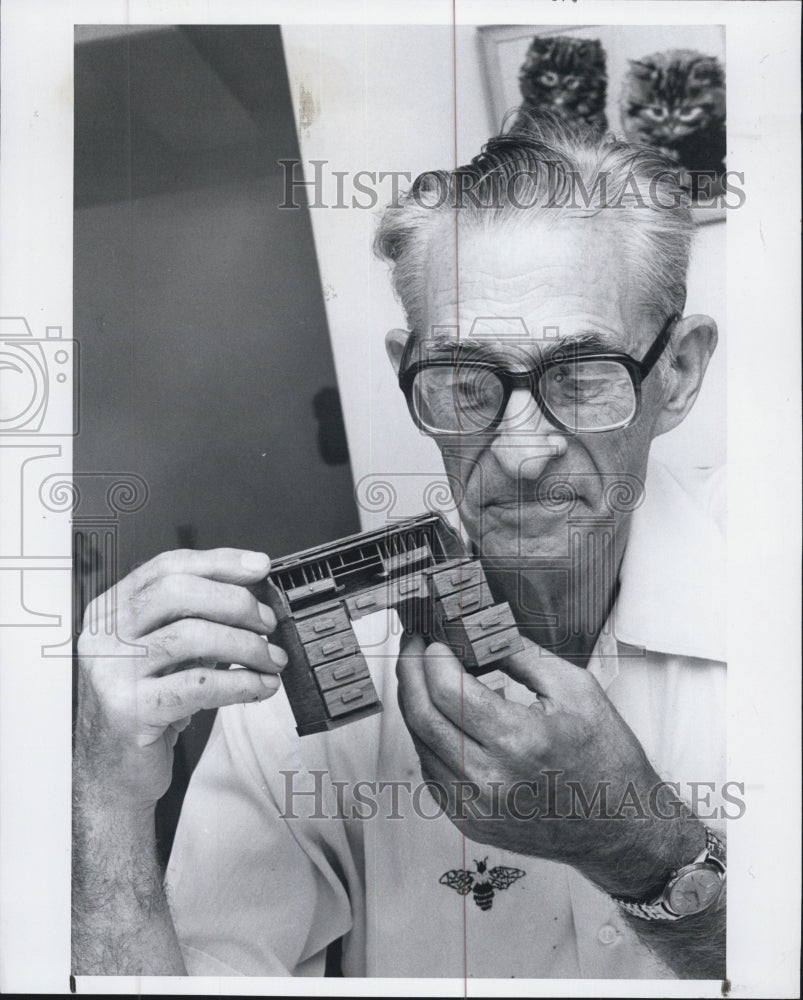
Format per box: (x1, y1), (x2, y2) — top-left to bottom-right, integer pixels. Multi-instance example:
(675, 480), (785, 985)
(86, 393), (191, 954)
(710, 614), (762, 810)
(396, 635), (704, 899)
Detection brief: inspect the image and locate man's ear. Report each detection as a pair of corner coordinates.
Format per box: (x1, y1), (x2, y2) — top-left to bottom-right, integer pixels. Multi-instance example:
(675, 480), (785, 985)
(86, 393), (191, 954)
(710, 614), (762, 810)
(653, 314), (718, 437)
(385, 328), (411, 375)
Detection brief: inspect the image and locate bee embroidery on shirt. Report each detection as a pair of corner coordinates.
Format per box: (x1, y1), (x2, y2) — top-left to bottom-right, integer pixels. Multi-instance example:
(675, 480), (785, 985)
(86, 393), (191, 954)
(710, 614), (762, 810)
(440, 857), (526, 911)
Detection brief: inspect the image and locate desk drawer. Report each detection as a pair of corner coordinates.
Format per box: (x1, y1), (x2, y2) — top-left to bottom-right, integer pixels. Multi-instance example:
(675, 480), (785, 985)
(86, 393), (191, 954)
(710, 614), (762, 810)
(305, 631), (361, 666)
(295, 605), (351, 643)
(437, 581), (492, 621)
(345, 585), (390, 618)
(429, 560), (485, 600)
(323, 676), (380, 718)
(461, 602), (517, 641)
(471, 626), (523, 666)
(314, 653), (370, 692)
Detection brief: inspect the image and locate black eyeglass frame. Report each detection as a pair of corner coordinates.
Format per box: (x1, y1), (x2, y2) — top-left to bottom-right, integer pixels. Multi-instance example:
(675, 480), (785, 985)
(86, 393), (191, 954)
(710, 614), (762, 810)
(397, 312), (680, 436)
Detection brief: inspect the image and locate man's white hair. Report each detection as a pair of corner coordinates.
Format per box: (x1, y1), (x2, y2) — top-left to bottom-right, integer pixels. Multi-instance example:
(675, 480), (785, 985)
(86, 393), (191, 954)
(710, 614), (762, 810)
(374, 113), (696, 366)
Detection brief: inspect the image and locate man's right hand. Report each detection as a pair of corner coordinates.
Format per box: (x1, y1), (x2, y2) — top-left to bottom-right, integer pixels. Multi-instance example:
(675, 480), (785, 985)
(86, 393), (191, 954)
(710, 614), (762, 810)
(74, 547), (287, 814)
(72, 547), (286, 974)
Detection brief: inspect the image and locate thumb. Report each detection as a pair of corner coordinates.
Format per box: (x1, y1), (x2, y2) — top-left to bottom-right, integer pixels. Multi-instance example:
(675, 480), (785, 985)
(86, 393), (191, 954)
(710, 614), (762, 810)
(500, 637), (579, 703)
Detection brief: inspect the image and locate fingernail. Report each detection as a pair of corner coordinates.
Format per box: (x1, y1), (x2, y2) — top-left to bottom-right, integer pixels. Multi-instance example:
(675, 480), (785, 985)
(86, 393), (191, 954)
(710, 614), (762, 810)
(269, 644), (288, 668)
(241, 551), (270, 573)
(259, 674), (280, 690)
(258, 602), (276, 630)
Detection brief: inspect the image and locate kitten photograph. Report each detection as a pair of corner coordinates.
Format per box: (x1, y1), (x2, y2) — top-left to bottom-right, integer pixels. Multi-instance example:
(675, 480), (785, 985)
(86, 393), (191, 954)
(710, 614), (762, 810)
(518, 35), (608, 132)
(620, 49), (726, 197)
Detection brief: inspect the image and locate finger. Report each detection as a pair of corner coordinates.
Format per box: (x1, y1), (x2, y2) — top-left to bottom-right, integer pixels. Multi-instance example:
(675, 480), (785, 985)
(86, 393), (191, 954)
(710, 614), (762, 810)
(142, 619), (287, 676)
(396, 633), (424, 715)
(118, 573), (277, 639)
(398, 631), (426, 659)
(421, 643), (525, 748)
(165, 726), (181, 749)
(398, 628), (420, 654)
(396, 638), (482, 771)
(126, 548), (271, 599)
(499, 637), (583, 705)
(162, 715), (193, 750)
(86, 549), (273, 637)
(143, 667), (280, 726)
(407, 732), (482, 828)
(413, 737), (455, 798)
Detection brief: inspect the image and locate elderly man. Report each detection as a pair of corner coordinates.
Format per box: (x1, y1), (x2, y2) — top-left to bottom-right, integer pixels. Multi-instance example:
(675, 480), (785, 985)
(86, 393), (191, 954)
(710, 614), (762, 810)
(73, 119), (726, 980)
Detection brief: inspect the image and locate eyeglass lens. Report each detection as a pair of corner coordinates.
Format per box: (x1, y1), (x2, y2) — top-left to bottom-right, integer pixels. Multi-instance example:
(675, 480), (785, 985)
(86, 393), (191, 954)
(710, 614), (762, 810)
(411, 359), (638, 433)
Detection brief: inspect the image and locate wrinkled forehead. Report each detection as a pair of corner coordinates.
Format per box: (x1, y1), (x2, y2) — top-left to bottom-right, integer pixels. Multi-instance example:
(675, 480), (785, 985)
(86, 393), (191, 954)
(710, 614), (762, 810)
(419, 215), (652, 355)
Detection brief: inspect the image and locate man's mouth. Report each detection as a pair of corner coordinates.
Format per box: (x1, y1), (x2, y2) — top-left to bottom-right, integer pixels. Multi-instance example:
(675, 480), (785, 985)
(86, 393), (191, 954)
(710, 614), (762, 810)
(480, 483), (585, 517)
(483, 496), (525, 509)
(482, 495), (569, 516)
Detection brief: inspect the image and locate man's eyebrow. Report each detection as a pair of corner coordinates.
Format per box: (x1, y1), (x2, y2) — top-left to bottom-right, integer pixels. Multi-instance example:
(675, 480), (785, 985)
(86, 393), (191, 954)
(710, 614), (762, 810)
(541, 332), (618, 358)
(419, 331), (623, 361)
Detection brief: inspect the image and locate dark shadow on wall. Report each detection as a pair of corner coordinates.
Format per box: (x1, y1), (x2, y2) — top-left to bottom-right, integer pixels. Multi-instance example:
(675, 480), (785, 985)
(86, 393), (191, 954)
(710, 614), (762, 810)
(73, 25), (360, 865)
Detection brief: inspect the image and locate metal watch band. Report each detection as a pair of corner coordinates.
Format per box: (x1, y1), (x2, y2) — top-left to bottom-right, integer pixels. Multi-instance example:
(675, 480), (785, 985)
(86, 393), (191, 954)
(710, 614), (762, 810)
(614, 829), (726, 922)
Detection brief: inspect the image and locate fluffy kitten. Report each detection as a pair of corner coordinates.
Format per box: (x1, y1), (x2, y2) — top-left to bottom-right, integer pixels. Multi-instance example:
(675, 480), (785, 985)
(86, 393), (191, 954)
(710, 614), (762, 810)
(518, 36), (608, 131)
(620, 49), (726, 183)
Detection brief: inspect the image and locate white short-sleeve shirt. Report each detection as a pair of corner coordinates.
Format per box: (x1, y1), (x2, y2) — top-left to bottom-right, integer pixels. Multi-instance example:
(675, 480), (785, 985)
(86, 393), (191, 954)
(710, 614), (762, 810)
(166, 459), (727, 978)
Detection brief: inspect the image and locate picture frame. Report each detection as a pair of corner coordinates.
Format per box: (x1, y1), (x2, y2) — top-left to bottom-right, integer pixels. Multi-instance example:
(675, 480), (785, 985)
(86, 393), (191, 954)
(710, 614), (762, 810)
(478, 23), (727, 224)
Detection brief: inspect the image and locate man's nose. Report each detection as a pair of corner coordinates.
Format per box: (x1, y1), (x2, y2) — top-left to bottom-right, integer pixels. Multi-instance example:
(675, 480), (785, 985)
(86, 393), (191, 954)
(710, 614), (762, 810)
(489, 388), (567, 479)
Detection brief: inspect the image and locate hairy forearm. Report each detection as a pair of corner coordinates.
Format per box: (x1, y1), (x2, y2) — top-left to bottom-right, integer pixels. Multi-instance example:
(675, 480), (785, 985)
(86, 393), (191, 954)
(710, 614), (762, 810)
(623, 887), (726, 980)
(621, 824), (727, 981)
(72, 753), (186, 976)
(573, 791), (726, 981)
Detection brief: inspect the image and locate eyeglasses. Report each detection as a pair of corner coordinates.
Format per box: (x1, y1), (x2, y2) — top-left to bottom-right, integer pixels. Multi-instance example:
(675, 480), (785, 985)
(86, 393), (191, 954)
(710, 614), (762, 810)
(397, 313), (678, 436)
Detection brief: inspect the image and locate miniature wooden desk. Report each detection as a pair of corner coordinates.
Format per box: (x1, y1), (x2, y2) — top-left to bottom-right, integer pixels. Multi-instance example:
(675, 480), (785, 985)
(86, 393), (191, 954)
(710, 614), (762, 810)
(255, 513), (523, 735)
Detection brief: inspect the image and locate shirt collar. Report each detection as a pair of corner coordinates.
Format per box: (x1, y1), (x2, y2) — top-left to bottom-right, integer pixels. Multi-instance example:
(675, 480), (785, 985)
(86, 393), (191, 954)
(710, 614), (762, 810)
(611, 458), (726, 664)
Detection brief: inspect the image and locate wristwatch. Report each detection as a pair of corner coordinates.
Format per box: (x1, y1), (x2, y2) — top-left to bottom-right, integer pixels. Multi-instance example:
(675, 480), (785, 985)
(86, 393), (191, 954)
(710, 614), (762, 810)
(613, 828), (726, 921)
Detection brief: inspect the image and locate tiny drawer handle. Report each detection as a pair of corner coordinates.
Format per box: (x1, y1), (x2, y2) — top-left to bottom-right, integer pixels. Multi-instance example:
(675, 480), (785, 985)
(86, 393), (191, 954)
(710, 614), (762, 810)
(339, 688), (364, 704)
(481, 614), (505, 629)
(356, 595), (377, 609)
(332, 664), (356, 681)
(313, 618), (335, 634)
(490, 637), (511, 653)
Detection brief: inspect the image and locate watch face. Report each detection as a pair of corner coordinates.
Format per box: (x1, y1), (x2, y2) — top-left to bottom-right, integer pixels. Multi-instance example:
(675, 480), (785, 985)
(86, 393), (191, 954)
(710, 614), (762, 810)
(667, 865), (723, 915)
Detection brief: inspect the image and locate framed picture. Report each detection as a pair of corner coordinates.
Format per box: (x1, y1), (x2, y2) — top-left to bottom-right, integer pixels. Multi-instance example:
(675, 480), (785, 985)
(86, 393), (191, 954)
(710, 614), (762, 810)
(478, 24), (726, 223)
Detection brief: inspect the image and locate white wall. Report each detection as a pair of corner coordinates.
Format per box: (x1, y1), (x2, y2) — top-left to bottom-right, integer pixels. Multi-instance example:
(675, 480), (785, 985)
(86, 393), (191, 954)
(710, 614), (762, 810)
(281, 24), (726, 530)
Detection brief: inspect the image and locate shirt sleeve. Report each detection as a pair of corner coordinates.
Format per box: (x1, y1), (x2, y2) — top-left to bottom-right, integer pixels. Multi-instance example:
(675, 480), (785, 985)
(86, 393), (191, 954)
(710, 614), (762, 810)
(165, 696), (355, 976)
